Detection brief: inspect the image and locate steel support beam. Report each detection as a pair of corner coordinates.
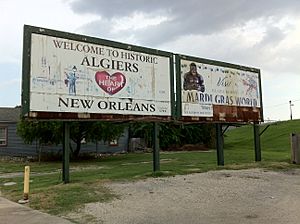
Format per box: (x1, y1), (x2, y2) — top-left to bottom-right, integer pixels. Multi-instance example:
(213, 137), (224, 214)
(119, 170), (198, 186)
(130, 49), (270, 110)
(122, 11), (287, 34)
(253, 122), (261, 162)
(153, 122), (160, 172)
(216, 123), (224, 166)
(62, 122), (70, 183)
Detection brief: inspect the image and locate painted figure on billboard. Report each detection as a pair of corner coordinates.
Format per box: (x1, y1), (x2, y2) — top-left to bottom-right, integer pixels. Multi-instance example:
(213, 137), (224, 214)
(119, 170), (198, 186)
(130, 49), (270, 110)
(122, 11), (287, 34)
(65, 66), (78, 95)
(183, 63), (205, 92)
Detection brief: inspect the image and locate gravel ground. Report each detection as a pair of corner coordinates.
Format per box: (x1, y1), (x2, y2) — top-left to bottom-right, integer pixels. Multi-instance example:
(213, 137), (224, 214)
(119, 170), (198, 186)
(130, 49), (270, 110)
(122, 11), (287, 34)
(66, 168), (300, 224)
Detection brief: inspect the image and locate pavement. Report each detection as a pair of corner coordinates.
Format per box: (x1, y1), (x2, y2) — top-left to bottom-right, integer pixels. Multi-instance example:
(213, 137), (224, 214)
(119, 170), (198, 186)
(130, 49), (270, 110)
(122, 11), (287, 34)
(0, 196), (73, 224)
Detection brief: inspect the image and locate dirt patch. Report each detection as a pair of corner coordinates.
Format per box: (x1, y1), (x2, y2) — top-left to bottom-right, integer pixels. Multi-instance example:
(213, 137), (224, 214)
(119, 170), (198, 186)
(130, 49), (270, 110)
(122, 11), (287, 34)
(65, 168), (300, 224)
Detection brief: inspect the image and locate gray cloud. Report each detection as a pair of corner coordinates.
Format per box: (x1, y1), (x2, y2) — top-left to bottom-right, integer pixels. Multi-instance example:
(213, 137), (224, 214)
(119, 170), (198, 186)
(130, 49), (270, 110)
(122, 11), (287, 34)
(70, 0), (171, 17)
(70, 0), (300, 20)
(71, 0), (300, 78)
(70, 0), (300, 46)
(256, 25), (286, 48)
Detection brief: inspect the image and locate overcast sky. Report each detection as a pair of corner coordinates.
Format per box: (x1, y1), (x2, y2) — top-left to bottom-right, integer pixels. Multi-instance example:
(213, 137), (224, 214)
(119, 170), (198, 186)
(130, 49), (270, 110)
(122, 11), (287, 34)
(1, 0), (300, 121)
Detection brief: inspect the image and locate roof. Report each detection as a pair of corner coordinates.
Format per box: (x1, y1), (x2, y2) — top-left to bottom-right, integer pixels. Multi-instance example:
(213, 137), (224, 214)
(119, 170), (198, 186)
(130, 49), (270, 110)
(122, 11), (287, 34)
(0, 107), (21, 122)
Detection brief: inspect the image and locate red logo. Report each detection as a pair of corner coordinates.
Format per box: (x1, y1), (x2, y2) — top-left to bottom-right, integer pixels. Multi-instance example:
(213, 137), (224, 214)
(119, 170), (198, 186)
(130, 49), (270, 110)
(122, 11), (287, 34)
(95, 71), (126, 95)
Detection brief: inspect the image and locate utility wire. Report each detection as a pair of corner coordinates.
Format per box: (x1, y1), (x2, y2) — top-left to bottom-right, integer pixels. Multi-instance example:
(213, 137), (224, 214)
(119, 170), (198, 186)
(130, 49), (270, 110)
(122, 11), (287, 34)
(265, 98), (300, 108)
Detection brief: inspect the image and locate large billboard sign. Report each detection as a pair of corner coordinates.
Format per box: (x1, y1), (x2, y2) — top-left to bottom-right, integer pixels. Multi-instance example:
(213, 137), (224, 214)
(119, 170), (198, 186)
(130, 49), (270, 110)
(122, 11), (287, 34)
(176, 55), (263, 123)
(22, 26), (263, 123)
(22, 25), (174, 120)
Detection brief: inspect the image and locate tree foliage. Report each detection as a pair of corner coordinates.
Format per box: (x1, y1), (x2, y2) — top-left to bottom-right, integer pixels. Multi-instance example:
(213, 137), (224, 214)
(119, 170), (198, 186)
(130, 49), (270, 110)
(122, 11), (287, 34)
(17, 119), (125, 158)
(17, 119), (62, 145)
(69, 121), (125, 157)
(17, 118), (214, 157)
(130, 122), (214, 149)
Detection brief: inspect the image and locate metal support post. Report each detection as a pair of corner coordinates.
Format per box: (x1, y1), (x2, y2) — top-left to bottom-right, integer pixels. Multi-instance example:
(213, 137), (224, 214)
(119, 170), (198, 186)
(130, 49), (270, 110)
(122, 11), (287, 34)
(289, 100), (293, 120)
(63, 122), (70, 183)
(253, 122), (261, 162)
(23, 166), (30, 200)
(153, 122), (160, 172)
(216, 123), (224, 166)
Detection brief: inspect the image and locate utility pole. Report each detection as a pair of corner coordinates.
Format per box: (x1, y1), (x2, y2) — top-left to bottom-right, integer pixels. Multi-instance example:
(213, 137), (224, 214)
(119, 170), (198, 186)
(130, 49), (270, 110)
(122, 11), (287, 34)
(289, 100), (294, 120)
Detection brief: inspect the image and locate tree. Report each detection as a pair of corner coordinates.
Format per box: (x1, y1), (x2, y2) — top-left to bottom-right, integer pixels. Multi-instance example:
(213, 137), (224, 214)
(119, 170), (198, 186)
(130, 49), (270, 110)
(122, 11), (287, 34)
(129, 122), (154, 147)
(87, 121), (125, 143)
(17, 120), (125, 158)
(17, 119), (62, 145)
(130, 122), (214, 149)
(68, 122), (89, 158)
(17, 119), (62, 162)
(68, 121), (125, 157)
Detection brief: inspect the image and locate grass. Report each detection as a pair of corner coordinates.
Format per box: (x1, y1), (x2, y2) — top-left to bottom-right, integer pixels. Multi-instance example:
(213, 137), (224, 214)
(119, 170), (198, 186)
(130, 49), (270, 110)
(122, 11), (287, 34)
(30, 181), (115, 215)
(225, 119), (300, 164)
(1, 119), (300, 217)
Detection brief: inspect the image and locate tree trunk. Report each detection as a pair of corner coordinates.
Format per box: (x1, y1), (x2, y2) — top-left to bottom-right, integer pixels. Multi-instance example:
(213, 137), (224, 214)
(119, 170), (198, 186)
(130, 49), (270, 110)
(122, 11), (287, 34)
(38, 141), (42, 165)
(73, 139), (81, 158)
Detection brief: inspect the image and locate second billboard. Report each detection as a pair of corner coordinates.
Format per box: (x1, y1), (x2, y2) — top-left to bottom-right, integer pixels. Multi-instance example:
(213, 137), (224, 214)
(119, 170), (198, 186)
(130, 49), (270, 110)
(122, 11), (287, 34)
(177, 55), (263, 122)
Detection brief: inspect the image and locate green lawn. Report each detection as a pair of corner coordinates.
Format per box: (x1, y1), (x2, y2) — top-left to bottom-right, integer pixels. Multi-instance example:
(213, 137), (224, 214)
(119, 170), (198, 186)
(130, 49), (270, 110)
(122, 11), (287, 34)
(0, 119), (300, 215)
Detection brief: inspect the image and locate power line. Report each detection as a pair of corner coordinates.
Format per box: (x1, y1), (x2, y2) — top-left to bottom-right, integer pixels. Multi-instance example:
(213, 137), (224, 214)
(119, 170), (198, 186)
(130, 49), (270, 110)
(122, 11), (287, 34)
(265, 98), (300, 108)
(266, 102), (288, 108)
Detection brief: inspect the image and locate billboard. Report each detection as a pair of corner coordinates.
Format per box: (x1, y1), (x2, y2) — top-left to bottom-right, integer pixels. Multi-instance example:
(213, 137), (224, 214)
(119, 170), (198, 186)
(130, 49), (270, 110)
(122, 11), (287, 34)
(22, 25), (174, 120)
(177, 55), (263, 123)
(22, 26), (263, 123)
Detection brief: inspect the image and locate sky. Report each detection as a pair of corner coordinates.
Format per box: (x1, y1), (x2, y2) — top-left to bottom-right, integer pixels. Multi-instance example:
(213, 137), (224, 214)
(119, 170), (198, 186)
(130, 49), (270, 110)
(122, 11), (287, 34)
(0, 0), (300, 121)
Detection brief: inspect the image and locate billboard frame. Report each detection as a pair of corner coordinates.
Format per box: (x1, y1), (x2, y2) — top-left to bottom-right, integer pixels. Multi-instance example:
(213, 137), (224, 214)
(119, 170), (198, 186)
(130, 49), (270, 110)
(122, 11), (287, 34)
(22, 25), (175, 121)
(175, 54), (264, 123)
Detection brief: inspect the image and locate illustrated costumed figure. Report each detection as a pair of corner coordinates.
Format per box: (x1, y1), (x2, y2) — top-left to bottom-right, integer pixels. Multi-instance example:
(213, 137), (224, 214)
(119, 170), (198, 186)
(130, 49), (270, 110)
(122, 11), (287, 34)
(183, 63), (205, 92)
(65, 66), (78, 95)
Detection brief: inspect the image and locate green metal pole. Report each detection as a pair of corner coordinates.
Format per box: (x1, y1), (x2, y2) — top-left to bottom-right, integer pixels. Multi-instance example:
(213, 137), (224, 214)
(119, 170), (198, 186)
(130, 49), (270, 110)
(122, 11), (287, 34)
(62, 122), (70, 183)
(253, 122), (261, 162)
(153, 122), (160, 172)
(175, 55), (182, 120)
(216, 123), (224, 166)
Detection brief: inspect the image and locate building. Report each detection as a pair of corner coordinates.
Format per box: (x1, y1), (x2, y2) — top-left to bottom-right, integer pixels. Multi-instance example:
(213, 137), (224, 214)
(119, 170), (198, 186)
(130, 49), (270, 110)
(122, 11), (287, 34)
(0, 107), (128, 158)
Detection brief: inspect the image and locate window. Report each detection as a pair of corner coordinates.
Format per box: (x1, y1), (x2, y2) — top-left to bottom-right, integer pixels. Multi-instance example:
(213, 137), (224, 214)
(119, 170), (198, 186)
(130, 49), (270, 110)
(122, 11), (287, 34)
(109, 139), (118, 146)
(0, 127), (7, 146)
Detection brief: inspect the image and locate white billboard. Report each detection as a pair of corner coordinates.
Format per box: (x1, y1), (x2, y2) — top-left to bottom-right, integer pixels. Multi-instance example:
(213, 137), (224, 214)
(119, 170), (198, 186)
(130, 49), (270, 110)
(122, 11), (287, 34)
(181, 59), (261, 117)
(29, 33), (171, 116)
